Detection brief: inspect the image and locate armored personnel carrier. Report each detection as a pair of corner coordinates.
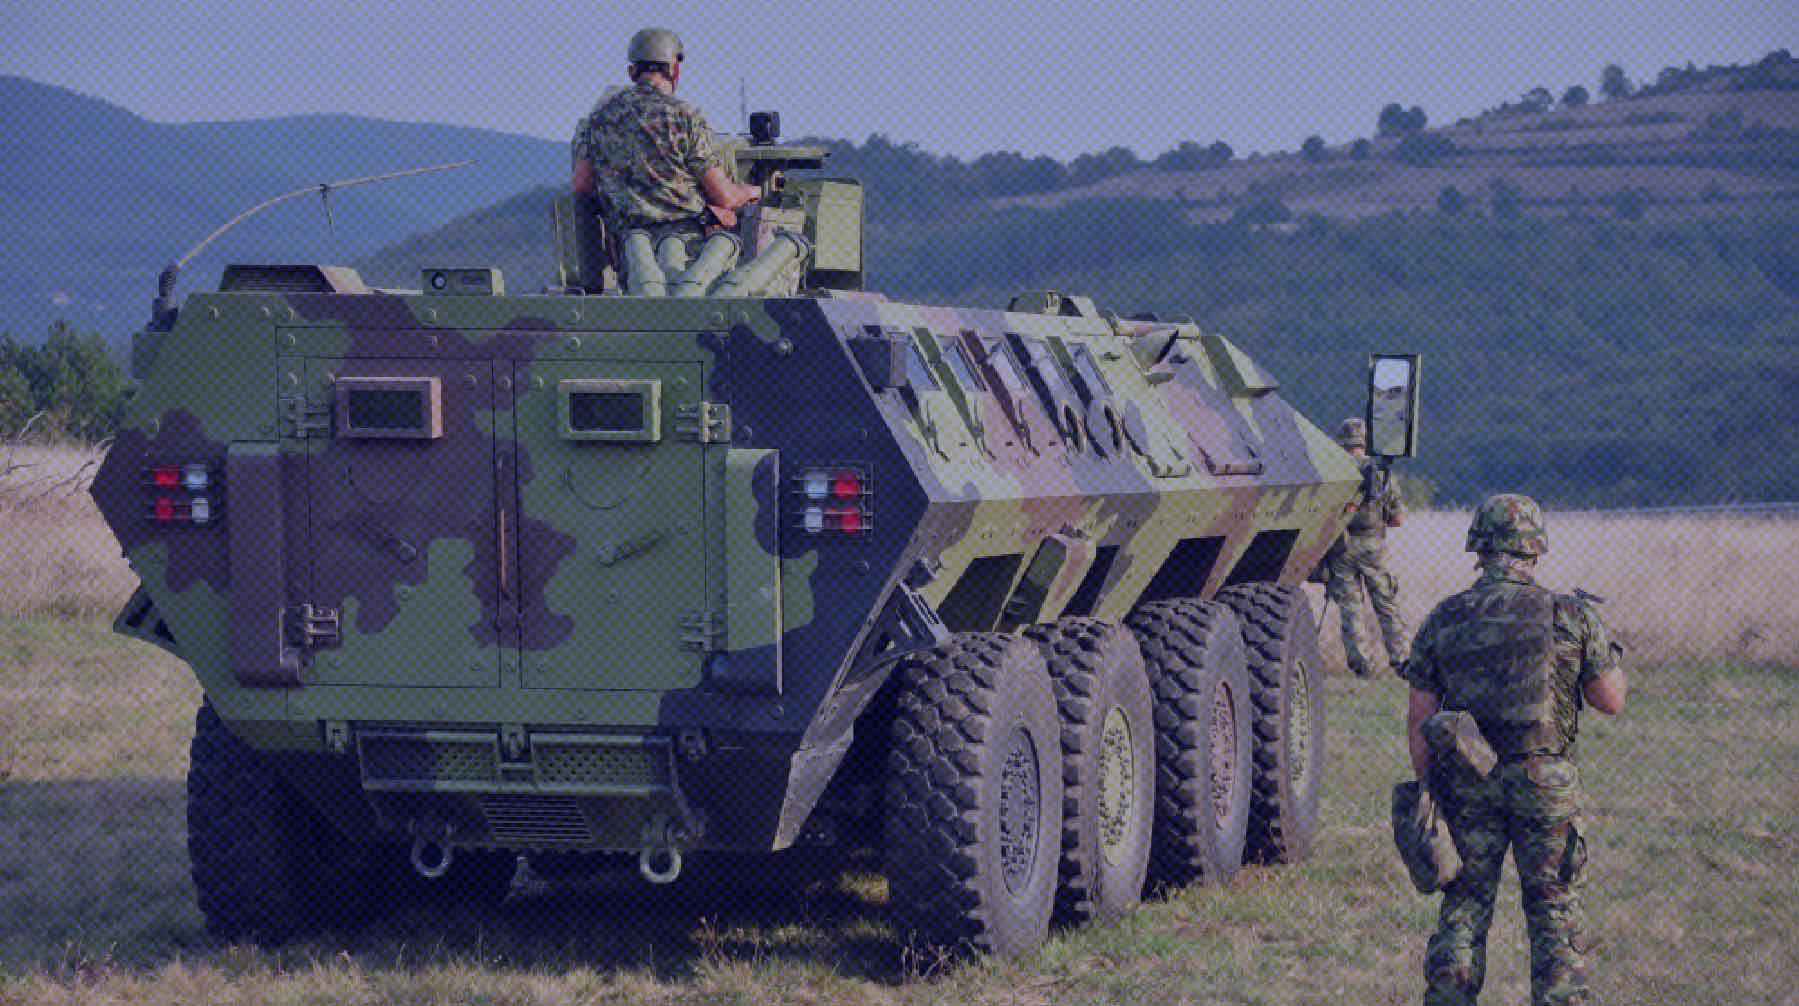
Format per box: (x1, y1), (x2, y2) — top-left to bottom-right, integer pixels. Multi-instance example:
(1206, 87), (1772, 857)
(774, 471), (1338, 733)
(91, 130), (1420, 958)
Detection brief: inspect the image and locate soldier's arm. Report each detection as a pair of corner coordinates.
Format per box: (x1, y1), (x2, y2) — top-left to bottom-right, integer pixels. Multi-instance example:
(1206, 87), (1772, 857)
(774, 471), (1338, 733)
(1385, 471), (1406, 527)
(700, 165), (761, 211)
(1407, 688), (1440, 777)
(1571, 595), (1628, 715)
(684, 109), (760, 212)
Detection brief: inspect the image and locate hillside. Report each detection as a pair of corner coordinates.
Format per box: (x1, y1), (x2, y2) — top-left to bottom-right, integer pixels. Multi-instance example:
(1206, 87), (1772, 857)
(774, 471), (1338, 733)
(358, 57), (1799, 508)
(0, 76), (565, 340)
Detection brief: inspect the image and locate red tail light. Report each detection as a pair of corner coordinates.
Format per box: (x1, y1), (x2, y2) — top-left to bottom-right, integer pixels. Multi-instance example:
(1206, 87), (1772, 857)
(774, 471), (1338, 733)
(144, 463), (221, 527)
(795, 466), (870, 535)
(830, 471), (862, 500)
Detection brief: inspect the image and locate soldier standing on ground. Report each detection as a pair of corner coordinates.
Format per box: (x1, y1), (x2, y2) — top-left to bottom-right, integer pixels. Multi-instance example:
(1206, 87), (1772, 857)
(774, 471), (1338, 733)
(1324, 417), (1408, 677)
(1401, 494), (1629, 1006)
(570, 27), (761, 248)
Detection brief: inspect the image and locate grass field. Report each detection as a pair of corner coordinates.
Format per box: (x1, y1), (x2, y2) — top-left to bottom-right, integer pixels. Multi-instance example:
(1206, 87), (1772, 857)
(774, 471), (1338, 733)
(1, 450), (1794, 1004)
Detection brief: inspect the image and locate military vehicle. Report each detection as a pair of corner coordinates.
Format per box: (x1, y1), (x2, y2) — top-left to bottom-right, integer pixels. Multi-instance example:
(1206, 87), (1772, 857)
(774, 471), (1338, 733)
(91, 125), (1421, 959)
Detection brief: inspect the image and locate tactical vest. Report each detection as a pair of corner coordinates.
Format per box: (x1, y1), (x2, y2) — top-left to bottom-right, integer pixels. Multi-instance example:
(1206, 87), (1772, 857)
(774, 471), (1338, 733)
(1433, 582), (1567, 758)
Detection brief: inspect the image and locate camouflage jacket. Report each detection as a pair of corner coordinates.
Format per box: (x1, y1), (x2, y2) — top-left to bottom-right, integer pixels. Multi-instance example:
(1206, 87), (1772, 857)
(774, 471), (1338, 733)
(572, 81), (721, 229)
(1345, 457), (1404, 537)
(1400, 565), (1620, 758)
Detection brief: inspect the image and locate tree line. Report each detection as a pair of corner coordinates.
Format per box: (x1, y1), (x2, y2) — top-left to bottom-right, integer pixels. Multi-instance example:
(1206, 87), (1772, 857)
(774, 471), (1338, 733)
(0, 323), (129, 440)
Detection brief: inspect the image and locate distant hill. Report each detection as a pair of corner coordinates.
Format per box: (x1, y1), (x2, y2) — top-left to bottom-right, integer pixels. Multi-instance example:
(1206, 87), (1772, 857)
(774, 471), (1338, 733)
(0, 76), (564, 340)
(356, 53), (1799, 508)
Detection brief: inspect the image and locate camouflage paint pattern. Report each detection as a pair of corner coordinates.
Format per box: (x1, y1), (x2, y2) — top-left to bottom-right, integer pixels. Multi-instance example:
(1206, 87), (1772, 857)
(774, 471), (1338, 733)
(1403, 560), (1622, 1006)
(94, 209), (1364, 857)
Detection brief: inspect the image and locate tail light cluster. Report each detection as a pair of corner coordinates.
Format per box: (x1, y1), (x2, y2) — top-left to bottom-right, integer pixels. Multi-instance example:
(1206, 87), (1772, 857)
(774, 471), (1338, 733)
(795, 467), (871, 536)
(145, 463), (221, 527)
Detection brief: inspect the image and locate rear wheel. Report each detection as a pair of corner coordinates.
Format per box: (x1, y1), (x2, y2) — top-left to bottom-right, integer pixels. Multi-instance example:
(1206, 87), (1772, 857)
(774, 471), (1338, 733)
(884, 633), (1062, 959)
(1026, 618), (1156, 925)
(187, 703), (376, 941)
(1218, 583), (1327, 864)
(1127, 599), (1255, 890)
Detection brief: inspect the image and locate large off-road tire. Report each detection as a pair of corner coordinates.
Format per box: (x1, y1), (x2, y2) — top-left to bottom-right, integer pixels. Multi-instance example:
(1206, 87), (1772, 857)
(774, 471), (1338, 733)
(187, 703), (375, 941)
(885, 633), (1063, 959)
(1126, 599), (1255, 890)
(1025, 618), (1156, 926)
(1217, 583), (1327, 864)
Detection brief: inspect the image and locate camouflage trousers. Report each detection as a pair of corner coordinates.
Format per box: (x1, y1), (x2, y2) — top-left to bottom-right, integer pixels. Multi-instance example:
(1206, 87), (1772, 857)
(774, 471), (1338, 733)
(1324, 535), (1406, 676)
(1426, 758), (1591, 1006)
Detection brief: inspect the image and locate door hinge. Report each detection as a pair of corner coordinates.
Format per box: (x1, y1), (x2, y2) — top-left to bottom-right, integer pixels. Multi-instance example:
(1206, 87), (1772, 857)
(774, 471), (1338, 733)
(286, 603), (341, 649)
(679, 608), (726, 651)
(676, 402), (731, 443)
(280, 396), (332, 439)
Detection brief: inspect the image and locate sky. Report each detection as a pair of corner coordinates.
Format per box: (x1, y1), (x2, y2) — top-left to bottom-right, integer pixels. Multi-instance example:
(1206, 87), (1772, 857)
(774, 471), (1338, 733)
(2, 1), (1792, 159)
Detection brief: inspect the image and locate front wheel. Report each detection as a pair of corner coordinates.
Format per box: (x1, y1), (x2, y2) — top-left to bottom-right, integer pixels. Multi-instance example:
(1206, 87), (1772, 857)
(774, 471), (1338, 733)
(884, 633), (1063, 959)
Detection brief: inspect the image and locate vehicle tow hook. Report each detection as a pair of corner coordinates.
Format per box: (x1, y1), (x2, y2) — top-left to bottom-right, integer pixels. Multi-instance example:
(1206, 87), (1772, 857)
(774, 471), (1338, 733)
(410, 836), (454, 879)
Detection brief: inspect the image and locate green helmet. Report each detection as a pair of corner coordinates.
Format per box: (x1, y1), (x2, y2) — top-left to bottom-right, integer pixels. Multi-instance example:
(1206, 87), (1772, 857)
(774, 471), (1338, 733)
(1465, 493), (1549, 556)
(628, 27), (683, 66)
(1336, 417), (1367, 450)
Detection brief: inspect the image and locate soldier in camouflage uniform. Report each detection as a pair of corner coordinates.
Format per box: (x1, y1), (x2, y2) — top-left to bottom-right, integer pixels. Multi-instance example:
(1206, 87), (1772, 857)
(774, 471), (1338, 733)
(1324, 417), (1408, 677)
(570, 28), (761, 246)
(1401, 494), (1629, 1006)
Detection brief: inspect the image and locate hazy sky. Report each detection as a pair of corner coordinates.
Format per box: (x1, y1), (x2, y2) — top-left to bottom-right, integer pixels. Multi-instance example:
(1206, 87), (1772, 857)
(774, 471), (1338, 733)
(3, 1), (1792, 159)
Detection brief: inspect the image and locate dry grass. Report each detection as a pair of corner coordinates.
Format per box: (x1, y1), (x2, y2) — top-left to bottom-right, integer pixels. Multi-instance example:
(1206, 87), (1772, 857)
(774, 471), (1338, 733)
(0, 442), (135, 622)
(0, 444), (1794, 1003)
(0, 620), (1791, 1005)
(1324, 509), (1799, 675)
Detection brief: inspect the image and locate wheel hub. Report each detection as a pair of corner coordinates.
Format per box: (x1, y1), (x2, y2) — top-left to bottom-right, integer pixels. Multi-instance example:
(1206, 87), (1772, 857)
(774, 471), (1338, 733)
(997, 726), (1041, 895)
(1208, 680), (1239, 827)
(1097, 705), (1137, 866)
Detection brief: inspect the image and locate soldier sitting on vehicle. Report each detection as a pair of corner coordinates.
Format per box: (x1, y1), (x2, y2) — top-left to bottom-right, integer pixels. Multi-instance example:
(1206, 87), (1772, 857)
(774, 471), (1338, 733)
(1401, 494), (1628, 1006)
(570, 27), (762, 264)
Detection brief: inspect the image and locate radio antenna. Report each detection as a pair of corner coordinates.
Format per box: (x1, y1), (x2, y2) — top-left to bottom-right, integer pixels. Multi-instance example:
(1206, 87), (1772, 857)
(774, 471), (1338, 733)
(151, 159), (475, 325)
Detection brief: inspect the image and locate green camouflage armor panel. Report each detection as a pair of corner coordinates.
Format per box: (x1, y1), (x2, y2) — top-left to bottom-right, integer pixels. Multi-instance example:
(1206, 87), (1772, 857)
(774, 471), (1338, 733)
(1402, 564), (1621, 1006)
(1325, 456), (1405, 674)
(91, 277), (1364, 859)
(573, 81), (721, 230)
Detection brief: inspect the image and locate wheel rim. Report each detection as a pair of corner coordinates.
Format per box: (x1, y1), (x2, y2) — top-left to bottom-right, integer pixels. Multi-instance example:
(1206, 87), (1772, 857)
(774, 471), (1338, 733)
(998, 725), (1042, 895)
(1288, 659), (1314, 794)
(1208, 680), (1239, 827)
(1097, 705), (1137, 867)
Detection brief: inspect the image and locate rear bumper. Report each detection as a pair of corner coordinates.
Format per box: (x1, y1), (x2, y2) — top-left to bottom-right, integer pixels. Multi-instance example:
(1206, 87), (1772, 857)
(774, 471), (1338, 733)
(282, 724), (802, 855)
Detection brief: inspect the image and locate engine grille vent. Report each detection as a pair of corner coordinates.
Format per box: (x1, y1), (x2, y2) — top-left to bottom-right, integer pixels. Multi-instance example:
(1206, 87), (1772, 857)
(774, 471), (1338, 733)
(478, 794), (594, 846)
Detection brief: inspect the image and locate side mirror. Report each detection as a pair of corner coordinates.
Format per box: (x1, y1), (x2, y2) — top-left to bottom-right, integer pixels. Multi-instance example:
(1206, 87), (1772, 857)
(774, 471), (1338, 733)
(1367, 354), (1421, 458)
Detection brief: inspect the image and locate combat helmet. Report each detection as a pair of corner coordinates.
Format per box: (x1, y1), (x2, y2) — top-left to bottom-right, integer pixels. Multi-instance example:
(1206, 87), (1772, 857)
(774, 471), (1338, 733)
(628, 27), (683, 66)
(1465, 493), (1549, 556)
(1335, 417), (1367, 451)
